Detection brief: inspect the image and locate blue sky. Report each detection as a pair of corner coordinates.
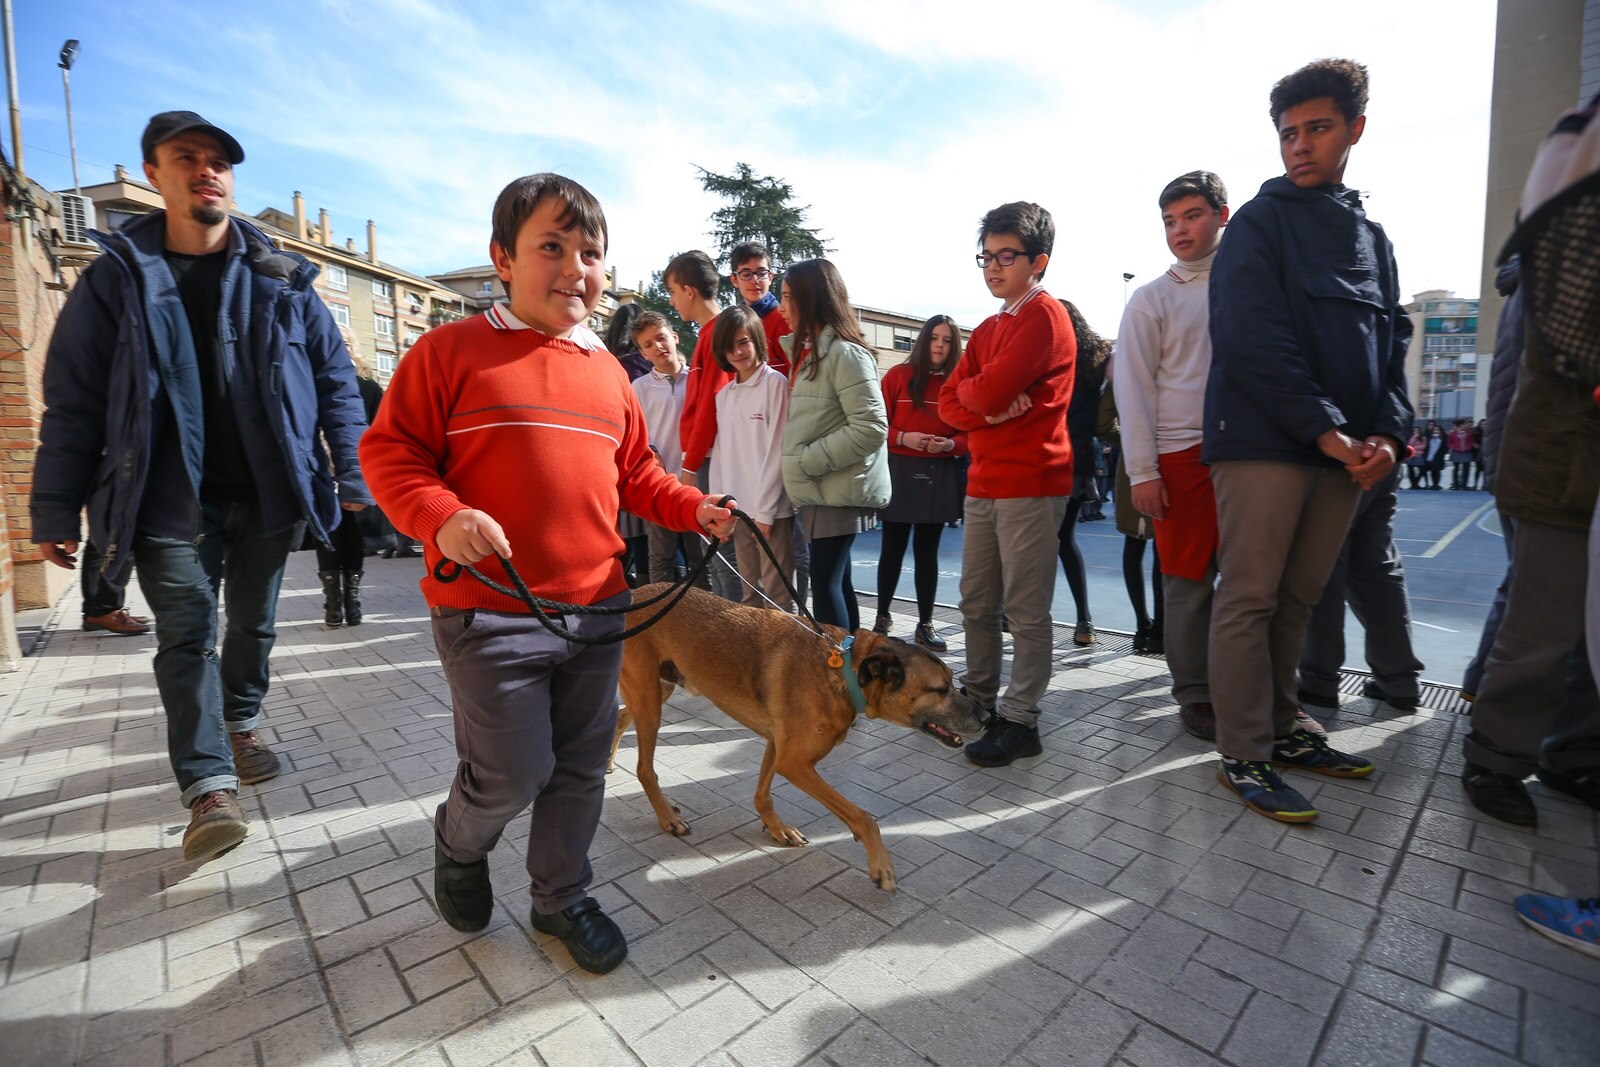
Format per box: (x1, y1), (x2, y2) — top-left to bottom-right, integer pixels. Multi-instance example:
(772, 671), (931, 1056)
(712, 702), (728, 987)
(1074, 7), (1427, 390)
(11, 0), (1495, 335)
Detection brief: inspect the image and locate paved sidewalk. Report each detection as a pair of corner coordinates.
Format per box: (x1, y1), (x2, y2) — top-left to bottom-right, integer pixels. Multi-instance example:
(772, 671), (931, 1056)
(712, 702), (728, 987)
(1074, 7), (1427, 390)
(1, 552), (1597, 1067)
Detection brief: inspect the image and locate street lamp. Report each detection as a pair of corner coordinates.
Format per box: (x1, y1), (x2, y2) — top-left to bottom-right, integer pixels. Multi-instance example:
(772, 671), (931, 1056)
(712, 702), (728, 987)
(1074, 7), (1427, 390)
(1122, 272), (1134, 306)
(58, 38), (79, 194)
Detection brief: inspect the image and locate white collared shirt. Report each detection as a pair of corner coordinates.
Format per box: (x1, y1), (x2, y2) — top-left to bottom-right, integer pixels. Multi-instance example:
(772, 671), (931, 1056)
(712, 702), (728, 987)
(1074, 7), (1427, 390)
(484, 301), (605, 350)
(1001, 284), (1046, 317)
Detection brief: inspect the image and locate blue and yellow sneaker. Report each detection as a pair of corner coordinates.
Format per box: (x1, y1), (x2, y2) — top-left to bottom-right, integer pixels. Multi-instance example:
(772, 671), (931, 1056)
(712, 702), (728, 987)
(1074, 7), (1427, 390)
(1217, 758), (1318, 823)
(1272, 728), (1375, 779)
(1514, 894), (1600, 959)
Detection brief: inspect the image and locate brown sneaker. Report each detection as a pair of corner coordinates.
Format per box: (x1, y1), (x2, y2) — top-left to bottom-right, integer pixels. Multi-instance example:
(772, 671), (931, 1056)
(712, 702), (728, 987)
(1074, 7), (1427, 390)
(229, 731), (282, 784)
(182, 790), (248, 861)
(1294, 706), (1328, 736)
(82, 609), (151, 635)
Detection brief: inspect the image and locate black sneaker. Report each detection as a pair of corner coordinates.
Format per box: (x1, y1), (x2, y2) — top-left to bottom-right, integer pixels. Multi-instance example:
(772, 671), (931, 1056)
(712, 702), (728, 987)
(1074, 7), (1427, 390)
(435, 847), (493, 932)
(1216, 758), (1318, 823)
(1272, 728), (1375, 778)
(1361, 681), (1419, 713)
(1461, 763), (1537, 827)
(1179, 702), (1216, 741)
(1536, 766), (1600, 811)
(964, 718), (1042, 767)
(531, 897), (627, 973)
(1297, 685), (1340, 709)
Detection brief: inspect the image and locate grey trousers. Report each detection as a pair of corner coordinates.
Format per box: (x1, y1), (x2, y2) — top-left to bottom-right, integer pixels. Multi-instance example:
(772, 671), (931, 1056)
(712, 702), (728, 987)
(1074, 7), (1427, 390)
(959, 495), (1067, 727)
(431, 593), (627, 914)
(1462, 514), (1513, 697)
(1464, 518), (1600, 777)
(646, 522), (710, 589)
(1209, 462), (1362, 760)
(1164, 565), (1215, 706)
(733, 519), (795, 612)
(1299, 467), (1424, 702)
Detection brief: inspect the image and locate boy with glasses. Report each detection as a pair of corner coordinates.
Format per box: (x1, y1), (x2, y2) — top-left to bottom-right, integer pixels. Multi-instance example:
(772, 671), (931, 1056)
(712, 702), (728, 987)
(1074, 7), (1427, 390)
(939, 202), (1076, 766)
(729, 241), (790, 377)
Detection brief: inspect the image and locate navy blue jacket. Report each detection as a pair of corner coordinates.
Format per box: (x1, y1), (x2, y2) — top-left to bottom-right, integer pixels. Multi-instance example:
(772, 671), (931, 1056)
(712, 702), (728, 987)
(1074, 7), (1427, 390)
(1203, 178), (1412, 466)
(30, 212), (371, 582)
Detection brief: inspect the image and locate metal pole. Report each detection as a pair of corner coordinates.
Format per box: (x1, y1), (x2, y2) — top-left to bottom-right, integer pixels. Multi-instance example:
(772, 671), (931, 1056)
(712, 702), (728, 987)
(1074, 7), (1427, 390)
(2, 0), (22, 175)
(61, 65), (78, 194)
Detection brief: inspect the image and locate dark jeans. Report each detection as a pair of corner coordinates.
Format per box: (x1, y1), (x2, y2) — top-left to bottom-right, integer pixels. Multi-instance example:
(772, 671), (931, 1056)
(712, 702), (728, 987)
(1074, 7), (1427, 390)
(80, 540), (129, 617)
(134, 496), (302, 807)
(809, 533), (859, 631)
(315, 511), (364, 572)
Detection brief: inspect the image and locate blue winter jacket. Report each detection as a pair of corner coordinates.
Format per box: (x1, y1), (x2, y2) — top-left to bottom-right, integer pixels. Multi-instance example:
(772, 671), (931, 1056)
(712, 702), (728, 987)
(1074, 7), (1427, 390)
(1203, 177), (1412, 466)
(30, 212), (371, 582)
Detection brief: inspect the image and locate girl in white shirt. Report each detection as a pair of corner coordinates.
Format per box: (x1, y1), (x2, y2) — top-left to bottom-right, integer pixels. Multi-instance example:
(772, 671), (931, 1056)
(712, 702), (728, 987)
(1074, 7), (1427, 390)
(711, 306), (795, 611)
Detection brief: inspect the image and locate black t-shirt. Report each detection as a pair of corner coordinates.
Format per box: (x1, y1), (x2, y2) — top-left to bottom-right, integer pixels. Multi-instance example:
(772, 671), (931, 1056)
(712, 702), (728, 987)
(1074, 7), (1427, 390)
(165, 250), (255, 497)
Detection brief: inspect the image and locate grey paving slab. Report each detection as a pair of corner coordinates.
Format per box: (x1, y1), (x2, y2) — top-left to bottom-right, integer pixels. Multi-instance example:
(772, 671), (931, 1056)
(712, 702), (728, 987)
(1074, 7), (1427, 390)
(0, 552), (1597, 1066)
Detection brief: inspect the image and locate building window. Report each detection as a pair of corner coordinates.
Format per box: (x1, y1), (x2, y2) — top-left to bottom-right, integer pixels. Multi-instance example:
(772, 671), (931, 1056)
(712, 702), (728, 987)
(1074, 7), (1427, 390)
(327, 264), (348, 292)
(374, 314), (395, 338)
(330, 304), (350, 328)
(479, 280), (494, 295)
(376, 353), (396, 375)
(372, 279), (393, 300)
(893, 331), (914, 352)
(407, 293), (424, 314)
(404, 325), (424, 348)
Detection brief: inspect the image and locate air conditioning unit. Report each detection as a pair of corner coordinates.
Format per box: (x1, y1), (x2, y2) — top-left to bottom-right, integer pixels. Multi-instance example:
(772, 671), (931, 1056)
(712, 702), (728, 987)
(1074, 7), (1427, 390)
(58, 192), (95, 245)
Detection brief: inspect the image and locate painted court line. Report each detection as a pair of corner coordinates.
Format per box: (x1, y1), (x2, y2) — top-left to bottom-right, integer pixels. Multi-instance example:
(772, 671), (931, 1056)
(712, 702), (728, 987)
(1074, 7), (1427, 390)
(1420, 501), (1494, 559)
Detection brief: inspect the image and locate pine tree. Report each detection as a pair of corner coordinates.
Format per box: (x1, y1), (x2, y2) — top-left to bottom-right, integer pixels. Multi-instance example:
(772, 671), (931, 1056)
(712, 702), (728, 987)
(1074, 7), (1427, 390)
(697, 163), (829, 273)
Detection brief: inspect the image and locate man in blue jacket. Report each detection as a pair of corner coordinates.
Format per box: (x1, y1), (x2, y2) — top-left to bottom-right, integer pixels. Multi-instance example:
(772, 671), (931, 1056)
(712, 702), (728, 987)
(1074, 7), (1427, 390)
(30, 112), (371, 861)
(1203, 60), (1412, 823)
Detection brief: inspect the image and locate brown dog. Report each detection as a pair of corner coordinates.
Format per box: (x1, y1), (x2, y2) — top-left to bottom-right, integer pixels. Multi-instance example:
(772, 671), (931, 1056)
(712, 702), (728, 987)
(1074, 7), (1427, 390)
(612, 585), (986, 893)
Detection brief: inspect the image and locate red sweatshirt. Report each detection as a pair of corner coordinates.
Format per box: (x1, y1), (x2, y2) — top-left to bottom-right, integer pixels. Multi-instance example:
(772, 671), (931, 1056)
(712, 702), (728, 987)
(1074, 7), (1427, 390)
(359, 313), (705, 611)
(677, 313), (735, 473)
(760, 306), (791, 378)
(938, 288), (1076, 498)
(882, 362), (968, 458)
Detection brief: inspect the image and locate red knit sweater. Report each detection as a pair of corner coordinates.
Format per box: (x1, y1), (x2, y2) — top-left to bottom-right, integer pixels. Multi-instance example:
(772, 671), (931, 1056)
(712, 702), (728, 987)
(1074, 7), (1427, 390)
(678, 313), (736, 472)
(760, 306), (791, 378)
(938, 290), (1076, 498)
(359, 314), (705, 611)
(883, 362), (968, 458)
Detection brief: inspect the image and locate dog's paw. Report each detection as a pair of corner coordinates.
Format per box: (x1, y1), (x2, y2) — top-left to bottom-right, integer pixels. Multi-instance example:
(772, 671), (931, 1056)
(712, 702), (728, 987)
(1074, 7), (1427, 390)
(870, 865), (897, 894)
(765, 823), (809, 848)
(661, 815), (691, 836)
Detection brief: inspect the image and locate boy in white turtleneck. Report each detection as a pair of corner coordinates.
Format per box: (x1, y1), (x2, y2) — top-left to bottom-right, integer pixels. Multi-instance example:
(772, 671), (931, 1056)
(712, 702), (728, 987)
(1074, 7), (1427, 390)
(1113, 171), (1229, 743)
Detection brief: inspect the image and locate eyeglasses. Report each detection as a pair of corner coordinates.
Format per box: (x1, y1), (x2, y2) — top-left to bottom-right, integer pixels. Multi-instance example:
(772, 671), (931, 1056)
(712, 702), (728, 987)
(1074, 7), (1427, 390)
(734, 269), (774, 282)
(975, 249), (1030, 268)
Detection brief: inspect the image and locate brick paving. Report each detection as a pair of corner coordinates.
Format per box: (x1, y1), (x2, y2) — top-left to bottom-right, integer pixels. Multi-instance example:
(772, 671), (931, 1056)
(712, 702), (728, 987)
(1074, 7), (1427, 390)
(1, 551), (1597, 1066)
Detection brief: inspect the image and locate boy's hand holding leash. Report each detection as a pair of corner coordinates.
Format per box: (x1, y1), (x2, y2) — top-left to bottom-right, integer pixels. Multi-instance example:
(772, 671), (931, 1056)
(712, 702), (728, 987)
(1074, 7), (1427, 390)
(697, 496), (738, 541)
(437, 508), (513, 565)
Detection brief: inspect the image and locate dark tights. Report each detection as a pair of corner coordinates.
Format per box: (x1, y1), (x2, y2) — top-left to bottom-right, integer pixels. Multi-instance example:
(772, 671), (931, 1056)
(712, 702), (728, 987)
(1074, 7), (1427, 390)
(876, 522), (945, 623)
(1122, 537), (1164, 631)
(315, 513), (364, 572)
(809, 533), (860, 631)
(1057, 498), (1091, 623)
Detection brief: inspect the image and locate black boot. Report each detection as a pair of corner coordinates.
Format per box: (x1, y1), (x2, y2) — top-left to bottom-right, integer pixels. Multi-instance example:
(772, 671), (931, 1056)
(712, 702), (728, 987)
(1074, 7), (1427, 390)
(343, 571), (364, 626)
(319, 571), (343, 626)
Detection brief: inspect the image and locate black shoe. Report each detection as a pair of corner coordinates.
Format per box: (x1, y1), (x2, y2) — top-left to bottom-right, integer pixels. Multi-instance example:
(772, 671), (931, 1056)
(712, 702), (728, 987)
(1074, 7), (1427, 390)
(343, 572), (364, 626)
(1132, 624), (1150, 654)
(319, 571), (343, 627)
(1461, 764), (1537, 827)
(434, 847), (493, 931)
(1536, 767), (1600, 810)
(913, 622), (947, 653)
(872, 614), (892, 636)
(964, 718), (1042, 767)
(1361, 681), (1418, 713)
(530, 897), (627, 973)
(1144, 626), (1164, 656)
(1297, 686), (1340, 709)
(1179, 702), (1216, 741)
(394, 546), (421, 558)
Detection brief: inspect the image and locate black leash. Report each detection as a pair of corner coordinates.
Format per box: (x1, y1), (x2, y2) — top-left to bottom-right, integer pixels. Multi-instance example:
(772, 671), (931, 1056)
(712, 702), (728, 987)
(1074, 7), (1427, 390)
(433, 502), (832, 648)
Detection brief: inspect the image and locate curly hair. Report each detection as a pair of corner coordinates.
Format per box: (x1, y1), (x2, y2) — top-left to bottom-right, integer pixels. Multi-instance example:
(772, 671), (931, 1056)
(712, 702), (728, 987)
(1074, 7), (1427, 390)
(1270, 58), (1369, 127)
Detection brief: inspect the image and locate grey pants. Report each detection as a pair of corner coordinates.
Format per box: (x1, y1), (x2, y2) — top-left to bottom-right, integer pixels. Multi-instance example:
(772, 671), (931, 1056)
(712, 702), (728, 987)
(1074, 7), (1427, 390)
(646, 522), (710, 589)
(959, 495), (1067, 727)
(733, 519), (795, 612)
(431, 593), (627, 914)
(1299, 467), (1424, 702)
(1209, 462), (1361, 760)
(1464, 518), (1600, 777)
(1163, 565), (1215, 707)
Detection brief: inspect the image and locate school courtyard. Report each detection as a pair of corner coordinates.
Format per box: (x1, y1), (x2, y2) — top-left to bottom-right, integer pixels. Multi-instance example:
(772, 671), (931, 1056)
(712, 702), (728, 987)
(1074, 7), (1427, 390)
(1, 522), (1597, 1067)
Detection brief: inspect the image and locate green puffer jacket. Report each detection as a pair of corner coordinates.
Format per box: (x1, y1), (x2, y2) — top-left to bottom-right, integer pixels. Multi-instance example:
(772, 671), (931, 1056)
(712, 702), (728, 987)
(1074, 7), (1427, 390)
(780, 327), (890, 509)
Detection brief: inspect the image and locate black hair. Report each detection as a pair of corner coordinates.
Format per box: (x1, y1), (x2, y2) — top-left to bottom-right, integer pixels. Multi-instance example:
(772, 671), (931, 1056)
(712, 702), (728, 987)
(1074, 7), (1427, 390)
(490, 173), (608, 256)
(978, 202), (1054, 278)
(663, 250), (719, 299)
(604, 303), (642, 356)
(906, 315), (962, 410)
(729, 241), (770, 271)
(1270, 58), (1370, 127)
(710, 305), (767, 373)
(1159, 171), (1228, 214)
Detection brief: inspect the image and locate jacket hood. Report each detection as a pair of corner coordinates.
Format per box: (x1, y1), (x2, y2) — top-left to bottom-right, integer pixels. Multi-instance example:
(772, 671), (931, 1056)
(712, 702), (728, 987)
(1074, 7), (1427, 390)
(92, 211), (318, 290)
(1257, 175), (1364, 210)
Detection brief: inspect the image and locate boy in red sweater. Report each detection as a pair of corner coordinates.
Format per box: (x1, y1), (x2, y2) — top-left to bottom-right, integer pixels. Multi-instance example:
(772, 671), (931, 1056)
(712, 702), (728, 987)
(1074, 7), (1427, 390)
(939, 201), (1076, 766)
(360, 174), (735, 973)
(728, 241), (791, 378)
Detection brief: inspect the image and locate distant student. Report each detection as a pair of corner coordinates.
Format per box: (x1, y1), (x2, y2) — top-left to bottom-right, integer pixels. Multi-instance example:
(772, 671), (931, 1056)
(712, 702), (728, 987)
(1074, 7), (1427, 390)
(938, 201), (1076, 768)
(1114, 170), (1229, 742)
(711, 305), (794, 610)
(361, 174), (736, 973)
(1204, 59), (1411, 823)
(630, 311), (707, 586)
(729, 241), (791, 378)
(665, 250), (739, 599)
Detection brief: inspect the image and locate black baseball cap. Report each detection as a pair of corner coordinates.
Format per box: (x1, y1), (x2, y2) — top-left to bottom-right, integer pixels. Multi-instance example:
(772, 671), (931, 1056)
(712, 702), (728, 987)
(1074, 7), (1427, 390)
(140, 111), (245, 165)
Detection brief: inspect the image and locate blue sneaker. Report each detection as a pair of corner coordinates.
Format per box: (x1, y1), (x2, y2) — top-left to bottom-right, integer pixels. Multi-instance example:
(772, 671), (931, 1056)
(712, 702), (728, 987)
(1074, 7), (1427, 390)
(1272, 728), (1375, 779)
(1514, 894), (1600, 959)
(1217, 758), (1318, 823)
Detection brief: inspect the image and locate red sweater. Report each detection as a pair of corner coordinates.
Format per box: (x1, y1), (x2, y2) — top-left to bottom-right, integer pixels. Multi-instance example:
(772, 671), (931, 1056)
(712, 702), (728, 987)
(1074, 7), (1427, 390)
(882, 362), (968, 458)
(938, 289), (1076, 498)
(760, 306), (791, 378)
(359, 314), (705, 611)
(678, 313), (736, 472)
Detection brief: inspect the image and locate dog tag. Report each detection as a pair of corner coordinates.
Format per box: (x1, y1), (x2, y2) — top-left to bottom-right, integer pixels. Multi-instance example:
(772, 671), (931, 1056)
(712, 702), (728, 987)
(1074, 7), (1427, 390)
(827, 652), (844, 669)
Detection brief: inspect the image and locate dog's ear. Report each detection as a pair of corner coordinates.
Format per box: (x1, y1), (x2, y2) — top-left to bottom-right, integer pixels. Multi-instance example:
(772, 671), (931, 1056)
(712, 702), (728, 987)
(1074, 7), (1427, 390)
(856, 650), (906, 692)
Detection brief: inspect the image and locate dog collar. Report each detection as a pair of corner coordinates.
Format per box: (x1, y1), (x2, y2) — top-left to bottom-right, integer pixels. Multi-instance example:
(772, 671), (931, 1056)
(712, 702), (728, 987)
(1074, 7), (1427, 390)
(838, 636), (868, 716)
